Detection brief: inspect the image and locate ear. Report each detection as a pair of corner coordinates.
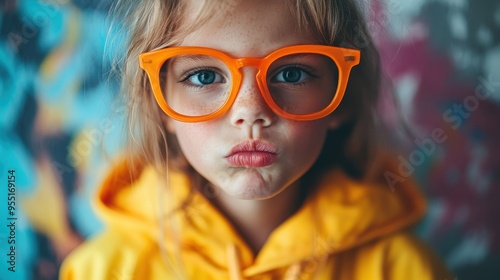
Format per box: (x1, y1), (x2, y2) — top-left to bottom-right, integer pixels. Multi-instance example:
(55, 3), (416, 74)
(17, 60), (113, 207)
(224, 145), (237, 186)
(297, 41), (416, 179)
(328, 118), (341, 129)
(327, 112), (348, 130)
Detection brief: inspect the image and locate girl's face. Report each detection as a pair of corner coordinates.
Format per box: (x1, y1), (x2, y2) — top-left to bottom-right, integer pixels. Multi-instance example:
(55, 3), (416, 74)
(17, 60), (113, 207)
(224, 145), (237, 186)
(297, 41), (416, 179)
(167, 0), (340, 200)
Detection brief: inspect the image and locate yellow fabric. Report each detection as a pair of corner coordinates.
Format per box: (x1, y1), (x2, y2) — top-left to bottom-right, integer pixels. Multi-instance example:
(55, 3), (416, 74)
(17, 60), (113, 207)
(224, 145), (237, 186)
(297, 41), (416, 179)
(60, 160), (452, 279)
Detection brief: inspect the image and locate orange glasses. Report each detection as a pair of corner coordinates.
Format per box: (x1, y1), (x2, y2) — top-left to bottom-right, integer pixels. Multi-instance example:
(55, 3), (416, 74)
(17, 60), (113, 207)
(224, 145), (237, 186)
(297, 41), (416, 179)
(139, 45), (360, 122)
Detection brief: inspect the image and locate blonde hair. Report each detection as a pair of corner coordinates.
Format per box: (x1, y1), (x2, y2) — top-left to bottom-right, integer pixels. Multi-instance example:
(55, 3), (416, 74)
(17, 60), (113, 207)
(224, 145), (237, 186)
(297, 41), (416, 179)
(113, 0), (382, 179)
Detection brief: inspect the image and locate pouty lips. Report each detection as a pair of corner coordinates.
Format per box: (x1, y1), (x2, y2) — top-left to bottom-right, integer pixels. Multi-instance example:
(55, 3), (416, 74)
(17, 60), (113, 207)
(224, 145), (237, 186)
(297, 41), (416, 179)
(226, 140), (278, 168)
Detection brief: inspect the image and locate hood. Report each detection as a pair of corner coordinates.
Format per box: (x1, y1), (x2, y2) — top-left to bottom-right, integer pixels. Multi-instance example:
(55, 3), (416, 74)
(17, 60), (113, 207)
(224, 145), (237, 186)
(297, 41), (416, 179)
(94, 158), (426, 277)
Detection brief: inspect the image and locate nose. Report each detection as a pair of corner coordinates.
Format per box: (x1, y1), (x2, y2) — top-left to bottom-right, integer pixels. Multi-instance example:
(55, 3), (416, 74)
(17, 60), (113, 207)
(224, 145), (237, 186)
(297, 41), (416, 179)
(229, 67), (274, 131)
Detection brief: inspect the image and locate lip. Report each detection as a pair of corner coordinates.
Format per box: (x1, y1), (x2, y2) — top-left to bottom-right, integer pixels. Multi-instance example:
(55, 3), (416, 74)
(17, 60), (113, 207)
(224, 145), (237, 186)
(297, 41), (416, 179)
(226, 140), (278, 168)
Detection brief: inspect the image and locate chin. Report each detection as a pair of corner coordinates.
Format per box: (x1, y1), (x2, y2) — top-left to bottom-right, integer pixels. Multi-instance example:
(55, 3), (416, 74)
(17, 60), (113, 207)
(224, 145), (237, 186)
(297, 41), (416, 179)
(208, 168), (293, 201)
(223, 183), (278, 200)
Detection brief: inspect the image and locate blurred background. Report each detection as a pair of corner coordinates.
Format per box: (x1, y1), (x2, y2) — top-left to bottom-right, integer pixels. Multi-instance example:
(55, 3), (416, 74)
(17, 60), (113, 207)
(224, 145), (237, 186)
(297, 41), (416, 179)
(0, 0), (499, 279)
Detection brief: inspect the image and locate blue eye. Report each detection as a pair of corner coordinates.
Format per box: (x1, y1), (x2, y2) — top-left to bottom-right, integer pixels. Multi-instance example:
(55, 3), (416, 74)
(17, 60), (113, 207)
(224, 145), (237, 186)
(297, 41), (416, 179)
(186, 70), (224, 85)
(274, 67), (310, 83)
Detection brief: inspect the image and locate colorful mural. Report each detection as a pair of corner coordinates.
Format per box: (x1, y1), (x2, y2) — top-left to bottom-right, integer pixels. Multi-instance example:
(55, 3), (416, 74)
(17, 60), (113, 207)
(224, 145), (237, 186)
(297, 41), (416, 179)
(374, 0), (500, 278)
(0, 0), (498, 279)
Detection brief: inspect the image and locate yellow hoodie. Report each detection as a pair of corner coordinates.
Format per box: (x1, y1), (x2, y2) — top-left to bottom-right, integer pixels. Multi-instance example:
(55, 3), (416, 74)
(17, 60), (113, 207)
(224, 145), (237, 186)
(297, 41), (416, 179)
(60, 160), (452, 279)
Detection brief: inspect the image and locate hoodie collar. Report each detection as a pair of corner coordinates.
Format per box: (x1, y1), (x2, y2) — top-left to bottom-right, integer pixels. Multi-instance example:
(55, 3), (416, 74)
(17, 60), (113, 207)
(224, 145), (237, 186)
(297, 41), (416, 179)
(95, 159), (426, 276)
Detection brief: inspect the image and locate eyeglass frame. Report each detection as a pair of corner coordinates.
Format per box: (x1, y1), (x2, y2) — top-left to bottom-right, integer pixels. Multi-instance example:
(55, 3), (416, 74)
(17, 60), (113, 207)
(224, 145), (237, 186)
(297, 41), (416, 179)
(139, 44), (360, 122)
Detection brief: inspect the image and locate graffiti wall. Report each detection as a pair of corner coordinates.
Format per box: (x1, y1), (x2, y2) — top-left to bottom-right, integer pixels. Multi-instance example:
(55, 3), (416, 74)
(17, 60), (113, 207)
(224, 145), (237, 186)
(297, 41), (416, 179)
(0, 0), (498, 279)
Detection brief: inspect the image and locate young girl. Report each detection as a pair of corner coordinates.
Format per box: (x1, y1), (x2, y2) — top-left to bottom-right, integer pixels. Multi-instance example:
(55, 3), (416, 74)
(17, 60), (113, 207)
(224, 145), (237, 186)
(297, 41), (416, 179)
(61, 0), (452, 279)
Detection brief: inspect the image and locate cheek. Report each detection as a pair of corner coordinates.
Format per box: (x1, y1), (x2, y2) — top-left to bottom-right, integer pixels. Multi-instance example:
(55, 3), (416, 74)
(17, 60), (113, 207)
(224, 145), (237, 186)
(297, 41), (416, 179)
(172, 122), (216, 162)
(284, 121), (330, 162)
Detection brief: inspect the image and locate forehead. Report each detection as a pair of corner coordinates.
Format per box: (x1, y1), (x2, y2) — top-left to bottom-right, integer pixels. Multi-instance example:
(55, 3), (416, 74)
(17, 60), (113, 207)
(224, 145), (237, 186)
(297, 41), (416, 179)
(180, 0), (318, 57)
